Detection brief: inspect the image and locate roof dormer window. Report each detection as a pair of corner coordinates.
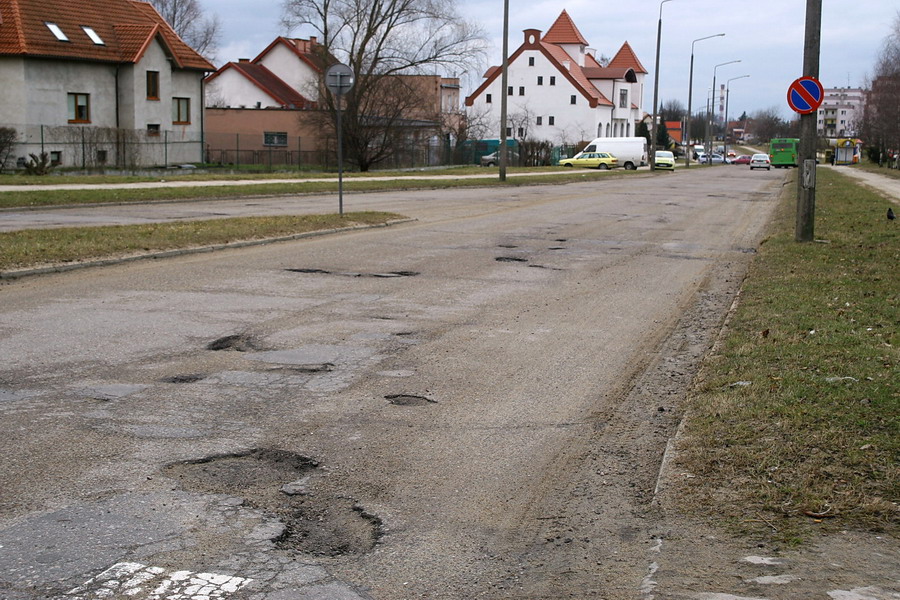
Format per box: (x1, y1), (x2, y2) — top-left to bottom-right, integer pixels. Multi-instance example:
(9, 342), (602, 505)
(82, 26), (105, 45)
(45, 22), (69, 42)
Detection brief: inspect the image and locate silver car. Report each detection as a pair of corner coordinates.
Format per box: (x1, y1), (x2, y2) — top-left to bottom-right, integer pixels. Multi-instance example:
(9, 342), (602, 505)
(749, 153), (771, 170)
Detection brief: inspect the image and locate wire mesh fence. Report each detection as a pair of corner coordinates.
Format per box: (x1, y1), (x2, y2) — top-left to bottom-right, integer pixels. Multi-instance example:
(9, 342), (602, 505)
(0, 123), (566, 173)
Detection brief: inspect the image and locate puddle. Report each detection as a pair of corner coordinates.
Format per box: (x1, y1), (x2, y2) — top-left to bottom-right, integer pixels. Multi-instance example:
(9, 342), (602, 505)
(163, 449), (381, 556)
(385, 394), (436, 406)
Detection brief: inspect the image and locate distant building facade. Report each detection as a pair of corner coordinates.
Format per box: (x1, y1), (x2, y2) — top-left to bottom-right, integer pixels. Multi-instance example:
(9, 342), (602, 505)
(464, 10), (646, 145)
(816, 87), (864, 138)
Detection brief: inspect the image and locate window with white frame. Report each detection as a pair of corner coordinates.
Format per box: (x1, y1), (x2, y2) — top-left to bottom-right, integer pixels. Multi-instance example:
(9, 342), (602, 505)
(619, 89), (628, 108)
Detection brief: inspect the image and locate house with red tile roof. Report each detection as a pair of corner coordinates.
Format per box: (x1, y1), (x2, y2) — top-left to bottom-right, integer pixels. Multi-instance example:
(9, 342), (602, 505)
(465, 10), (646, 146)
(0, 0), (214, 168)
(205, 37), (330, 110)
(203, 36), (463, 167)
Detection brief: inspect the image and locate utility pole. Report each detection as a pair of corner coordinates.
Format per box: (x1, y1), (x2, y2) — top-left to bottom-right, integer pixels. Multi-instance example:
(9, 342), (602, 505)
(499, 0), (509, 182)
(650, 0), (673, 170)
(796, 0), (822, 242)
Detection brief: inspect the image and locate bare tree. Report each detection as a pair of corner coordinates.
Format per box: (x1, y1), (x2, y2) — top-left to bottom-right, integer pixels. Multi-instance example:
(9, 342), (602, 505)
(281, 0), (487, 171)
(659, 99), (686, 123)
(750, 107), (789, 143)
(860, 11), (900, 164)
(148, 0), (221, 60)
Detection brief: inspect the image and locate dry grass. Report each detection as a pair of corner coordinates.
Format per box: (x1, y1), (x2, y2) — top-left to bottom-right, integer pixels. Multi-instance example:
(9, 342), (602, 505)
(674, 167), (899, 542)
(0, 212), (403, 272)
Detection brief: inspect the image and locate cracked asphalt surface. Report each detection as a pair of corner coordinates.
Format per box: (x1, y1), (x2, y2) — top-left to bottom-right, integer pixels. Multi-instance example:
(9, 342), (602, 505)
(1, 167), (897, 599)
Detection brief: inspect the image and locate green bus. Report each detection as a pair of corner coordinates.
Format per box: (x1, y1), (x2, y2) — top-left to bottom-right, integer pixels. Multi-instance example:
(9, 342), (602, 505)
(769, 138), (799, 168)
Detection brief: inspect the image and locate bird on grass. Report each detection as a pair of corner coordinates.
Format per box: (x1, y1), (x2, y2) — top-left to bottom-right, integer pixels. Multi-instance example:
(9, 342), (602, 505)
(889, 207), (896, 221)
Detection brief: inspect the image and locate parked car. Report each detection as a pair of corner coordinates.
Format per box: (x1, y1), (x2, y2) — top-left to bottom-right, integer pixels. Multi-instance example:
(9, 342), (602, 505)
(654, 150), (675, 171)
(697, 153), (727, 164)
(558, 152), (618, 170)
(577, 137), (647, 170)
(732, 155), (752, 165)
(749, 153), (771, 170)
(480, 150), (518, 167)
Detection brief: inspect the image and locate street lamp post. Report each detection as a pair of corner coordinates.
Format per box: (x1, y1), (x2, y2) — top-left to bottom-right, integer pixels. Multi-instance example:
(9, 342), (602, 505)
(650, 0), (674, 170)
(723, 74), (750, 159)
(498, 0), (509, 182)
(685, 33), (724, 168)
(709, 60), (740, 160)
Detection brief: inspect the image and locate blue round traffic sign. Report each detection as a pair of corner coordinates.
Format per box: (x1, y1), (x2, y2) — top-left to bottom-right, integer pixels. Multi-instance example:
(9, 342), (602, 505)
(787, 77), (824, 114)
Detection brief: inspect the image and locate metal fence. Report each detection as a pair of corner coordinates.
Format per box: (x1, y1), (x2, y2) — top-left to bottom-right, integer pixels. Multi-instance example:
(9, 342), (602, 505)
(2, 123), (206, 171)
(0, 123), (565, 173)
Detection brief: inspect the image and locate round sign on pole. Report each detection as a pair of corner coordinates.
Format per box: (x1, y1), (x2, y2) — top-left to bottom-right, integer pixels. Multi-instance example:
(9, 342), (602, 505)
(787, 76), (824, 114)
(325, 63), (354, 96)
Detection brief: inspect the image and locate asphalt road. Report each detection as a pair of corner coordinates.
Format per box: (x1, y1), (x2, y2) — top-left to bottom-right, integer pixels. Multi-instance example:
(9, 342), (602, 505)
(4, 167), (893, 600)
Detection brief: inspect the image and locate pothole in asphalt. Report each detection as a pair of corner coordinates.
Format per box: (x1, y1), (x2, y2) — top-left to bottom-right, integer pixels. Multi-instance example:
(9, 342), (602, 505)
(548, 246), (566, 250)
(528, 264), (562, 270)
(555, 238), (568, 242)
(160, 374), (206, 384)
(277, 499), (383, 556)
(207, 334), (258, 352)
(496, 257), (528, 263)
(162, 449), (382, 556)
(497, 244), (518, 248)
(285, 268), (419, 278)
(385, 393), (436, 406)
(269, 363), (335, 374)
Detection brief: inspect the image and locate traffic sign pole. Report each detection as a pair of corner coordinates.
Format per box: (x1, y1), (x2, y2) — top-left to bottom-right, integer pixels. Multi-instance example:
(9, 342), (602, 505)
(325, 64), (355, 216)
(795, 0), (821, 243)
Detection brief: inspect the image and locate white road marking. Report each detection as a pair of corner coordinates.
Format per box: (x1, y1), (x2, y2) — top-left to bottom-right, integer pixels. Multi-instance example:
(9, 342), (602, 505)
(66, 562), (252, 599)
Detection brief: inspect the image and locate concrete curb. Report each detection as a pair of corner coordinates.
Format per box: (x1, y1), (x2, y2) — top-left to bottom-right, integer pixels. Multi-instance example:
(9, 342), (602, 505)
(0, 218), (416, 281)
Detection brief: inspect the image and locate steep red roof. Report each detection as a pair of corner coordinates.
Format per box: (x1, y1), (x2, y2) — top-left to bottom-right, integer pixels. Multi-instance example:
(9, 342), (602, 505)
(253, 36), (332, 73)
(206, 61), (313, 108)
(0, 0), (213, 70)
(542, 10), (589, 45)
(608, 41), (647, 74)
(541, 41), (611, 106)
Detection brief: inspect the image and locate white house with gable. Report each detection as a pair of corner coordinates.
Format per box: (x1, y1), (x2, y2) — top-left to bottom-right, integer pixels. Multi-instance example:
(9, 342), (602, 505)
(465, 10), (646, 146)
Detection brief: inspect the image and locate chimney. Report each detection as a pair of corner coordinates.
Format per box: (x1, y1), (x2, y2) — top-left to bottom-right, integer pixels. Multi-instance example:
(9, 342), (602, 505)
(238, 58), (250, 63)
(310, 36), (317, 45)
(523, 29), (541, 48)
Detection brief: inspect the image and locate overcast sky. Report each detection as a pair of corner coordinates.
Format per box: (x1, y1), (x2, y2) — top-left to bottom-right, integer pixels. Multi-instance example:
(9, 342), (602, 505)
(205, 0), (897, 120)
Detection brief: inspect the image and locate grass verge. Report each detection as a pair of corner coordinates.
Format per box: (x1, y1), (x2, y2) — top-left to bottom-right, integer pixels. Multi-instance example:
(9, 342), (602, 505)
(674, 167), (898, 542)
(851, 160), (900, 180)
(0, 168), (640, 209)
(0, 212), (403, 273)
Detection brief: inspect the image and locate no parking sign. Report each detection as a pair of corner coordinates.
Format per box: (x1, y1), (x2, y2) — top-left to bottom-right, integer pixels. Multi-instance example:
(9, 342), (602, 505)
(787, 76), (824, 114)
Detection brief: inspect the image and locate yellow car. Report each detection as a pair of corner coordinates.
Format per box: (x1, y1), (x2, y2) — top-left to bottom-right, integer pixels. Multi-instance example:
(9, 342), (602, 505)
(654, 150), (675, 170)
(559, 152), (618, 170)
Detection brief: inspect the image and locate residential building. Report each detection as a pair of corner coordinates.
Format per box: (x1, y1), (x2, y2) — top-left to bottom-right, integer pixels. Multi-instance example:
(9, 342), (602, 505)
(816, 87), (864, 138)
(464, 10), (646, 145)
(0, 0), (215, 168)
(205, 37), (462, 168)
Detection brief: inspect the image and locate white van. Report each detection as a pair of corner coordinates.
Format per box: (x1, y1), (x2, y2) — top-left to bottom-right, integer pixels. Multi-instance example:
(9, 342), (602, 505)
(577, 137), (648, 170)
